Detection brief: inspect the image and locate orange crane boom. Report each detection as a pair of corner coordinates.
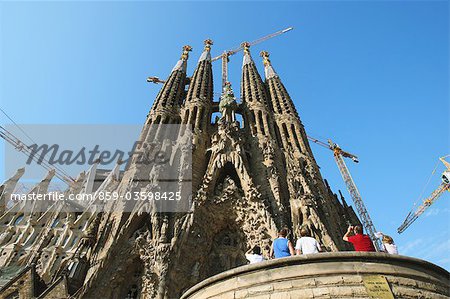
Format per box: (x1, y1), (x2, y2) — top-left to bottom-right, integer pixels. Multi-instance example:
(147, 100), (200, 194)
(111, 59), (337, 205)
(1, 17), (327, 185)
(147, 27), (294, 89)
(398, 155), (450, 233)
(212, 27), (293, 88)
(211, 27), (293, 62)
(308, 136), (382, 251)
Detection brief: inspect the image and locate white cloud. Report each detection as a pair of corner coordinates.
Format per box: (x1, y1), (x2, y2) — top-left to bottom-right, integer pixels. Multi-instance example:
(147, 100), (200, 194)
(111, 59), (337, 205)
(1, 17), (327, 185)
(423, 207), (450, 218)
(399, 231), (450, 270)
(398, 238), (424, 256)
(422, 239), (450, 261)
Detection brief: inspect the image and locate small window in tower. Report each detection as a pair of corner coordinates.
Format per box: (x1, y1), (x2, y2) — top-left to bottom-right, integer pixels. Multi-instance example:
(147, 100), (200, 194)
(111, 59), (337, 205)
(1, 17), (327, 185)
(250, 111), (256, 124)
(211, 112), (221, 125)
(197, 107), (204, 129)
(14, 214), (24, 226)
(62, 235), (70, 247)
(196, 83), (201, 99)
(282, 123), (292, 148)
(71, 237), (79, 248)
(183, 109), (190, 125)
(258, 111), (266, 135)
(274, 124), (283, 148)
(235, 113), (244, 128)
(291, 124), (301, 151)
(25, 233), (37, 246)
(265, 115), (272, 135)
(276, 103), (282, 114)
(5, 291), (19, 299)
(191, 106), (198, 126)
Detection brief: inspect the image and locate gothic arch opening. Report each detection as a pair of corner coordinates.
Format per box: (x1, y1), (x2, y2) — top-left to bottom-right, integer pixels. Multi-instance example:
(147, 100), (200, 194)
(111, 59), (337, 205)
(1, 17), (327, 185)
(214, 162), (241, 190)
(200, 222), (247, 280)
(235, 113), (244, 129)
(114, 257), (143, 299)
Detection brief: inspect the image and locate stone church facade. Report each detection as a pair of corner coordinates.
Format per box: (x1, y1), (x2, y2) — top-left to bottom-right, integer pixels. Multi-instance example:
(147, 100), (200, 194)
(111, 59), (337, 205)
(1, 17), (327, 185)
(0, 40), (361, 298)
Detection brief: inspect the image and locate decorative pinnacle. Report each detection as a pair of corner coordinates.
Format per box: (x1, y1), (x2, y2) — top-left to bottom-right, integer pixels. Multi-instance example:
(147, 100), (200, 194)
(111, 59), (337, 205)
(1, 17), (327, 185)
(241, 42), (251, 54)
(260, 51), (271, 66)
(204, 39), (213, 51)
(181, 45), (193, 60)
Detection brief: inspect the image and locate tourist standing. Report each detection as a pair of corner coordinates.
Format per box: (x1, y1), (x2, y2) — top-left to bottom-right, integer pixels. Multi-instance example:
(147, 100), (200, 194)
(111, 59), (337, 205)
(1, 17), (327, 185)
(270, 229), (295, 258)
(343, 225), (376, 252)
(295, 227), (322, 255)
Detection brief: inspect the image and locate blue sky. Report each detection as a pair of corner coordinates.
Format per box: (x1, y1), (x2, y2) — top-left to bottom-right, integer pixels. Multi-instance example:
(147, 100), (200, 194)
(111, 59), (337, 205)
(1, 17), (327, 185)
(0, 1), (449, 269)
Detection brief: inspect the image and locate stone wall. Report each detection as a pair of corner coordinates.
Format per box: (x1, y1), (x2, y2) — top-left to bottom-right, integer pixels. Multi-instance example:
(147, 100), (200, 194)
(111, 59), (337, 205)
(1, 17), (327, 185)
(181, 252), (450, 299)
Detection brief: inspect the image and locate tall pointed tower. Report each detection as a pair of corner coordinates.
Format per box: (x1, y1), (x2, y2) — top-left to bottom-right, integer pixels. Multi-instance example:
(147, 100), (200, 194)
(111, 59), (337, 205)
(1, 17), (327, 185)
(75, 43), (357, 299)
(0, 41), (363, 299)
(180, 40), (214, 190)
(240, 44), (291, 227)
(261, 50), (351, 251)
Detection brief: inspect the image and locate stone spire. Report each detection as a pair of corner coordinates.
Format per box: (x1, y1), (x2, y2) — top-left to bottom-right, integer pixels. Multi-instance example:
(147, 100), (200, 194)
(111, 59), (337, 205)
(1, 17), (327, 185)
(0, 42), (363, 299)
(261, 50), (312, 155)
(198, 38), (212, 62)
(240, 44), (290, 227)
(260, 50), (278, 79)
(261, 50), (351, 252)
(241, 43), (271, 107)
(0, 167), (25, 213)
(150, 45), (192, 113)
(261, 50), (297, 117)
(140, 45), (192, 144)
(181, 39), (214, 190)
(182, 39), (214, 132)
(240, 43), (274, 137)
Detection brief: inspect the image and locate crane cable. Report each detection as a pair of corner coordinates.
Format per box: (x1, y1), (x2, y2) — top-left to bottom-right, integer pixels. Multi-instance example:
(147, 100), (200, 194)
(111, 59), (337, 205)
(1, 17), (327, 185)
(0, 125), (73, 183)
(0, 107), (74, 182)
(0, 107), (37, 145)
(411, 160), (440, 211)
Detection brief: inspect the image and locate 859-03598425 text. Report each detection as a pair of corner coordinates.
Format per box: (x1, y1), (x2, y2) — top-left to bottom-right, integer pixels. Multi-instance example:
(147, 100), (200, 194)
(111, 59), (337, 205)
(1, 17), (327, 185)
(9, 191), (182, 202)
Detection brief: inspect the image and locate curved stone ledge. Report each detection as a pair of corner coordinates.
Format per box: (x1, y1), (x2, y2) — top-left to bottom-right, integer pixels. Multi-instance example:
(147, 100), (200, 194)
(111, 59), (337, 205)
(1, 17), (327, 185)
(181, 252), (450, 299)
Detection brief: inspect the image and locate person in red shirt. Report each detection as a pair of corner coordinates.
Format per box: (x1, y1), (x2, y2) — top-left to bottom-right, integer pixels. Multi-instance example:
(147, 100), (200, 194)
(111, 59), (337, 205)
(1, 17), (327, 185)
(343, 225), (376, 252)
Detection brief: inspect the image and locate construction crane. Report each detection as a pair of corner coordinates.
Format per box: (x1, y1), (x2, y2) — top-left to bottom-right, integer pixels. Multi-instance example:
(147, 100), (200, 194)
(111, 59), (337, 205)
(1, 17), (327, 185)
(147, 27), (294, 89)
(146, 76), (165, 84)
(397, 155), (450, 233)
(0, 125), (74, 185)
(308, 136), (383, 251)
(211, 27), (293, 88)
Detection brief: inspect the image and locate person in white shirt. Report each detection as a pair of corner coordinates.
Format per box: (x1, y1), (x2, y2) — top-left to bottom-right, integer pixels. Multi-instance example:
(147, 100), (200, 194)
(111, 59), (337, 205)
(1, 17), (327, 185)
(295, 227), (322, 255)
(245, 245), (265, 264)
(375, 232), (398, 254)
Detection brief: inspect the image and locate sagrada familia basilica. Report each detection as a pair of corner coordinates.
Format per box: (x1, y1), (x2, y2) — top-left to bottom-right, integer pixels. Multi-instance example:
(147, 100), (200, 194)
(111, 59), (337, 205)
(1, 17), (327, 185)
(0, 40), (366, 298)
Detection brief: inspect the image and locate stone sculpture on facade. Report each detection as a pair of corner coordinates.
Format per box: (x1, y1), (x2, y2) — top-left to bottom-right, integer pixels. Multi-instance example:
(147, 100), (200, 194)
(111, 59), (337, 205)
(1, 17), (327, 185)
(0, 39), (364, 298)
(218, 82), (238, 123)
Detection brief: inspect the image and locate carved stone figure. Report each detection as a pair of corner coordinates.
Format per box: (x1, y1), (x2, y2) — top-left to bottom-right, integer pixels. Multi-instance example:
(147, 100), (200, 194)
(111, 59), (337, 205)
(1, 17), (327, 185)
(0, 42), (361, 299)
(219, 82), (238, 123)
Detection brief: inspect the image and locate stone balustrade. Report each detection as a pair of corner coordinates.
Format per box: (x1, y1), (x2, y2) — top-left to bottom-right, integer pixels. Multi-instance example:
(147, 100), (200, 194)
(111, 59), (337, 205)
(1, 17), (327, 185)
(181, 252), (450, 299)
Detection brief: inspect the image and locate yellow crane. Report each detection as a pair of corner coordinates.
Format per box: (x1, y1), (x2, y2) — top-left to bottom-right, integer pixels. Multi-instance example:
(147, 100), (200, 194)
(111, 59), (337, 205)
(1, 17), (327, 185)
(308, 136), (382, 251)
(147, 27), (294, 89)
(398, 155), (450, 233)
(0, 125), (75, 185)
(211, 27), (293, 88)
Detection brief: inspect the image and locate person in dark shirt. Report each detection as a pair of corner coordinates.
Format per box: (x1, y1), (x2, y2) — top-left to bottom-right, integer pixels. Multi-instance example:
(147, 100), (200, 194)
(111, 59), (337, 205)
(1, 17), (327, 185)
(343, 225), (376, 252)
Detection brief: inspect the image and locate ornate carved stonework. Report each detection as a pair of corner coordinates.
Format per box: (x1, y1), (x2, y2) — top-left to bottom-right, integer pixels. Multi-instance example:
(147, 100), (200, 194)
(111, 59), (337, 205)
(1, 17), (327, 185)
(0, 43), (361, 299)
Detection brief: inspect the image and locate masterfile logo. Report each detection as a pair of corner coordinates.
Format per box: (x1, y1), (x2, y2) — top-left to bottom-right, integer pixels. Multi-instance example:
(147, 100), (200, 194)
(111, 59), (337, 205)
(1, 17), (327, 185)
(3, 124), (193, 213)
